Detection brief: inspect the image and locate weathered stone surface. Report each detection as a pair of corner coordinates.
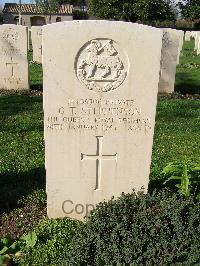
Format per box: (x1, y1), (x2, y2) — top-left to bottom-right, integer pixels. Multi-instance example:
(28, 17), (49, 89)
(31, 26), (42, 63)
(159, 28), (180, 94)
(43, 21), (162, 220)
(0, 25), (29, 90)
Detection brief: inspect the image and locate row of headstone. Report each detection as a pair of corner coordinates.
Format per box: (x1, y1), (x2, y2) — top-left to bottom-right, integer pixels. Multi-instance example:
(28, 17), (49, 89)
(185, 31), (194, 41)
(185, 30), (200, 55)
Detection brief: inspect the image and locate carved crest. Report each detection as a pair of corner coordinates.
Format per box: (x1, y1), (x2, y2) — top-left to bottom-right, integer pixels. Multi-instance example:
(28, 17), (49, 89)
(75, 39), (128, 93)
(2, 28), (19, 43)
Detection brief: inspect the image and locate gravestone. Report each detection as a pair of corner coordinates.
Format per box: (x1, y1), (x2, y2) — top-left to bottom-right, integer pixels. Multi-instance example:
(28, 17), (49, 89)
(43, 21), (163, 220)
(159, 28), (180, 94)
(31, 26), (42, 63)
(194, 32), (199, 51)
(197, 33), (200, 56)
(0, 25), (29, 90)
(185, 31), (191, 41)
(177, 30), (184, 64)
(191, 31), (196, 38)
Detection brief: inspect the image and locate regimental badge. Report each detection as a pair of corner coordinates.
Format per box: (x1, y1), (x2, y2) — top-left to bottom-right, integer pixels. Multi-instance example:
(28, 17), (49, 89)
(75, 39), (128, 93)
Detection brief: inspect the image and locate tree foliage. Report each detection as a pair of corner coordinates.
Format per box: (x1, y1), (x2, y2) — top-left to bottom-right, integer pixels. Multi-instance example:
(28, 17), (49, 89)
(35, 0), (60, 23)
(58, 0), (87, 10)
(88, 0), (176, 22)
(179, 0), (200, 20)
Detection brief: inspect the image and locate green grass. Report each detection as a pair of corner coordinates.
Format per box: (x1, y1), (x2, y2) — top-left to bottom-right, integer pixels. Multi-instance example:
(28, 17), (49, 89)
(175, 40), (200, 94)
(0, 95), (45, 239)
(28, 33), (43, 89)
(151, 98), (200, 183)
(28, 51), (43, 89)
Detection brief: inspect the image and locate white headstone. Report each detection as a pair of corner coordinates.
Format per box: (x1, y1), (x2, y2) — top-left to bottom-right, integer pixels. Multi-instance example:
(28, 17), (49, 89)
(185, 31), (191, 41)
(177, 30), (184, 64)
(31, 26), (42, 63)
(197, 33), (200, 56)
(191, 31), (196, 39)
(159, 29), (180, 94)
(0, 25), (29, 90)
(194, 32), (199, 51)
(43, 21), (163, 220)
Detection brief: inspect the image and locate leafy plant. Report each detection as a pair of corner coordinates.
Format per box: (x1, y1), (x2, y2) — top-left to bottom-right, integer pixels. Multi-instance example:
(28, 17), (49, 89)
(162, 156), (200, 199)
(0, 232), (37, 265)
(18, 218), (81, 266)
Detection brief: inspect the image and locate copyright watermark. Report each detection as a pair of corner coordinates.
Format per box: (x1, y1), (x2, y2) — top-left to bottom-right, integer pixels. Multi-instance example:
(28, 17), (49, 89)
(62, 200), (95, 217)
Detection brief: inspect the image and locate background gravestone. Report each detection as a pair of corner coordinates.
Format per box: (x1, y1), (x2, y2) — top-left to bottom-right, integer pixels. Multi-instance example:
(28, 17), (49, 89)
(43, 21), (163, 220)
(194, 32), (199, 51)
(159, 28), (180, 94)
(0, 25), (29, 90)
(31, 26), (42, 63)
(177, 30), (184, 64)
(185, 31), (191, 41)
(196, 33), (200, 55)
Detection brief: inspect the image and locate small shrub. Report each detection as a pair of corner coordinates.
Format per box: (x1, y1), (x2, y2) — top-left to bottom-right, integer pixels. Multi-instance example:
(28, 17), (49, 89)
(175, 19), (194, 29)
(18, 218), (81, 266)
(63, 190), (200, 265)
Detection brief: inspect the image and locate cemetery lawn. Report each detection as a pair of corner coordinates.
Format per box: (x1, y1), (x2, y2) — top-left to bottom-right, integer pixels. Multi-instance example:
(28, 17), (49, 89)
(0, 93), (199, 239)
(0, 94), (46, 239)
(175, 40), (200, 94)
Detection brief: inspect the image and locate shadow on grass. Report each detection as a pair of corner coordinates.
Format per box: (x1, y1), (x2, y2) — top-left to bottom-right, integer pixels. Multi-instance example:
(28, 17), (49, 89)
(148, 179), (165, 194)
(175, 72), (200, 95)
(0, 167), (45, 215)
(0, 95), (42, 117)
(30, 84), (43, 91)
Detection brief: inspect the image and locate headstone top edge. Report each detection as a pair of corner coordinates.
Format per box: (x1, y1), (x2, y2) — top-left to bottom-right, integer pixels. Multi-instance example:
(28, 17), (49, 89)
(0, 24), (27, 28)
(42, 20), (162, 33)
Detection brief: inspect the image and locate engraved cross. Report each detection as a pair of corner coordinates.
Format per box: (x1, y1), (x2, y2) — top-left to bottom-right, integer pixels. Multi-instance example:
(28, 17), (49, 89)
(6, 57), (18, 77)
(81, 136), (117, 190)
